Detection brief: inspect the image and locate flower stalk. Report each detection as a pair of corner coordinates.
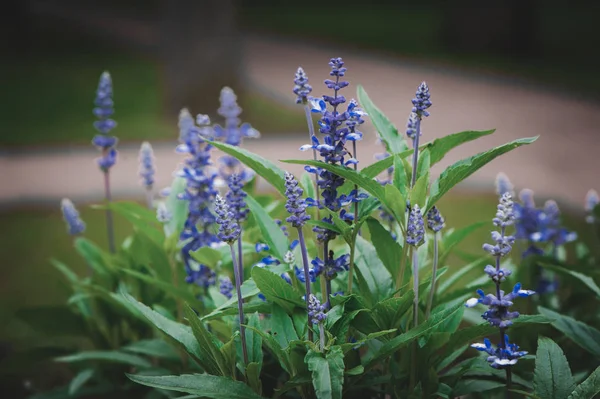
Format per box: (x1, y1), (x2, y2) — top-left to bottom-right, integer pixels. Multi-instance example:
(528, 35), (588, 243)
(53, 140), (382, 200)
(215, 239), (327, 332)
(425, 206), (445, 319)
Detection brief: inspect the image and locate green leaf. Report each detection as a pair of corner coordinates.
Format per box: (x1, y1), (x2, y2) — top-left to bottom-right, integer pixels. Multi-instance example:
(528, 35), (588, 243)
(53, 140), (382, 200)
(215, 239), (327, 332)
(164, 177), (188, 240)
(121, 291), (204, 365)
(283, 160), (386, 206)
(410, 173), (429, 208)
(384, 184), (406, 224)
(74, 237), (113, 278)
(393, 154), (409, 197)
(424, 129), (496, 165)
(245, 325), (292, 374)
(306, 346), (345, 399)
(538, 307), (600, 358)
(121, 269), (204, 311)
(438, 221), (487, 264)
(202, 279), (261, 320)
(534, 337), (575, 399)
(184, 304), (230, 376)
(454, 379), (505, 396)
(353, 235), (394, 306)
(246, 312), (263, 365)
(127, 373), (264, 399)
(427, 136), (538, 210)
(252, 267), (304, 313)
(371, 290), (414, 331)
(56, 350), (152, 369)
(122, 339), (180, 360)
(190, 246), (222, 269)
(246, 194), (289, 260)
(357, 85), (409, 154)
(300, 172), (317, 201)
(68, 368), (95, 396)
(416, 148), (431, 182)
(246, 362), (263, 395)
(568, 366), (600, 399)
(271, 304), (299, 349)
(364, 303), (464, 368)
(211, 140), (287, 195)
(366, 217), (402, 279)
(437, 257), (488, 295)
(539, 262), (600, 299)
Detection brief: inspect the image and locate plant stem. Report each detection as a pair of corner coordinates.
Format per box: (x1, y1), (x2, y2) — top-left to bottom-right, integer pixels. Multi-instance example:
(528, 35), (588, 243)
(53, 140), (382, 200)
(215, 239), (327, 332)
(347, 239), (356, 294)
(145, 187), (153, 209)
(237, 233), (244, 282)
(425, 232), (439, 319)
(352, 140), (360, 236)
(326, 279), (332, 309)
(412, 247), (419, 327)
(496, 226), (511, 399)
(103, 169), (116, 253)
(410, 118), (421, 187)
(230, 243), (248, 365)
(304, 105), (322, 209)
(319, 323), (325, 352)
(297, 227), (314, 342)
(324, 240), (331, 309)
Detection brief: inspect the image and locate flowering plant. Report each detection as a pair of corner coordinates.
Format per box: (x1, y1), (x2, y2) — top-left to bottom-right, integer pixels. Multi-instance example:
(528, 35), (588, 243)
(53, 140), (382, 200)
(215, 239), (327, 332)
(25, 63), (600, 399)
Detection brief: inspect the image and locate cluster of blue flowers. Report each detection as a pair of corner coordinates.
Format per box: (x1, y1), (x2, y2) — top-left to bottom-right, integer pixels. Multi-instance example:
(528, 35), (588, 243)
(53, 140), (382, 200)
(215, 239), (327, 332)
(92, 72), (118, 171)
(284, 172), (311, 228)
(467, 191), (535, 369)
(219, 276), (234, 299)
(215, 194), (241, 244)
(61, 198), (86, 235)
(176, 110), (220, 288)
(226, 174), (249, 224)
(426, 206), (445, 233)
(406, 204), (425, 247)
(213, 87), (259, 181)
(293, 67), (312, 105)
(311, 250), (350, 280)
(307, 294), (327, 325)
(138, 142), (155, 189)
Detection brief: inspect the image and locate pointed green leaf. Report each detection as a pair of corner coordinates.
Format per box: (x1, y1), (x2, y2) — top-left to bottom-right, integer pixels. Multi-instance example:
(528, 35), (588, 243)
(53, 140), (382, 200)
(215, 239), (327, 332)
(252, 267), (304, 313)
(122, 339), (180, 360)
(366, 217), (402, 277)
(438, 221), (487, 264)
(246, 362), (263, 395)
(416, 148), (431, 182)
(393, 154), (409, 197)
(68, 368), (95, 396)
(56, 350), (152, 369)
(371, 290), (414, 331)
(246, 312), (263, 365)
(202, 279), (260, 320)
(245, 325), (292, 374)
(427, 136), (538, 210)
(568, 366), (600, 399)
(357, 85), (409, 154)
(538, 307), (600, 358)
(538, 262), (600, 299)
(164, 177), (188, 239)
(184, 304), (230, 376)
(126, 373), (264, 399)
(354, 235), (394, 306)
(410, 173), (429, 208)
(271, 304), (299, 349)
(424, 129), (496, 165)
(306, 346), (345, 399)
(74, 237), (113, 278)
(211, 140), (287, 195)
(246, 194), (289, 260)
(190, 246), (222, 269)
(300, 172), (317, 201)
(534, 337), (575, 399)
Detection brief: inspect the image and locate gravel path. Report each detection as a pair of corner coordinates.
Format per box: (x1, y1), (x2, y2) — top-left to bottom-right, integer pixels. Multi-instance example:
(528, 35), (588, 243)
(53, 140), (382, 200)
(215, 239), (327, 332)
(2, 36), (599, 208)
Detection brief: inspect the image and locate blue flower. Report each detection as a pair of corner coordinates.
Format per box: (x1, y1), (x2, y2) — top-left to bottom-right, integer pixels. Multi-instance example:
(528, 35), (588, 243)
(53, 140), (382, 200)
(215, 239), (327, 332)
(471, 335), (528, 369)
(495, 172), (514, 197)
(406, 204), (425, 246)
(293, 67), (313, 104)
(411, 81), (432, 118)
(226, 174), (249, 223)
(215, 195), (241, 244)
(311, 250), (349, 281)
(185, 265), (216, 289)
(294, 265), (317, 283)
(92, 72), (118, 171)
(585, 189), (599, 224)
(426, 206), (445, 233)
(307, 294), (327, 325)
(219, 276), (234, 299)
(61, 198), (86, 235)
(285, 172), (311, 228)
(139, 142), (155, 188)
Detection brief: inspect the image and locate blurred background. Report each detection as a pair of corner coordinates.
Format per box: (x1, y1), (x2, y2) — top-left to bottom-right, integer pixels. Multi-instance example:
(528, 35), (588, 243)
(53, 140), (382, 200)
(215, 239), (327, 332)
(1, 0), (599, 395)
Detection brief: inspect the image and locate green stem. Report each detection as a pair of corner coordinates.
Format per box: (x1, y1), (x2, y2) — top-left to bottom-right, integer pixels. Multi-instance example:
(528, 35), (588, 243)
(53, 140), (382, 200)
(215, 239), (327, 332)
(412, 247), (419, 327)
(230, 244), (248, 365)
(425, 233), (439, 319)
(347, 239), (356, 294)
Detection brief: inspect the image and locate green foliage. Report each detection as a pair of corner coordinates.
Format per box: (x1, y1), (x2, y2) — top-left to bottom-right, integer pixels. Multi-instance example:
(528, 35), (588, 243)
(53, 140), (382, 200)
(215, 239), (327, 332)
(534, 337), (576, 399)
(538, 307), (600, 358)
(306, 346), (345, 399)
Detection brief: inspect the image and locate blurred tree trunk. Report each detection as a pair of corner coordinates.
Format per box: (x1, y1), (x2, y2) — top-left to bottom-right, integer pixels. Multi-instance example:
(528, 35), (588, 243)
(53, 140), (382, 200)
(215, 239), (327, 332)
(441, 0), (538, 59)
(159, 0), (241, 119)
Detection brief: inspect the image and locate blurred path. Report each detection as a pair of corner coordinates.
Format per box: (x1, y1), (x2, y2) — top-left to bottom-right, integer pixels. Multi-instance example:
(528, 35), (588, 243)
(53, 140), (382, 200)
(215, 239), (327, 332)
(2, 36), (599, 208)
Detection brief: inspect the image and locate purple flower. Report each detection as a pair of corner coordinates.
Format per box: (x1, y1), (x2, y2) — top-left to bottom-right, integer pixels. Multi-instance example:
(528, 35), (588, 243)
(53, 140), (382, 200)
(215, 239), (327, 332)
(307, 294), (327, 325)
(411, 81), (432, 118)
(294, 265), (317, 283)
(426, 206), (445, 233)
(471, 335), (528, 369)
(284, 172), (311, 228)
(219, 276), (234, 299)
(406, 112), (419, 141)
(215, 194), (240, 244)
(61, 198), (86, 235)
(139, 141), (155, 188)
(585, 189), (599, 223)
(226, 174), (249, 223)
(92, 72), (118, 171)
(293, 67), (312, 104)
(185, 265), (216, 289)
(311, 250), (349, 280)
(406, 204), (425, 246)
(495, 173), (514, 197)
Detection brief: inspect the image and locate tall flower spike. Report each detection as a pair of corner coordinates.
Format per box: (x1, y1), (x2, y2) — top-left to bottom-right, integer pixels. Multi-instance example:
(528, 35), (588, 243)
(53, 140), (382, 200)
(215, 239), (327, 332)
(215, 194), (240, 244)
(61, 198), (86, 235)
(92, 71), (118, 171)
(412, 81), (432, 118)
(219, 276), (234, 299)
(226, 174), (249, 223)
(139, 142), (155, 189)
(495, 172), (514, 197)
(177, 110), (220, 288)
(408, 82), (431, 187)
(308, 294), (328, 350)
(585, 189), (599, 223)
(407, 205), (425, 247)
(466, 191), (534, 378)
(294, 67), (312, 105)
(285, 172), (311, 228)
(426, 206), (445, 232)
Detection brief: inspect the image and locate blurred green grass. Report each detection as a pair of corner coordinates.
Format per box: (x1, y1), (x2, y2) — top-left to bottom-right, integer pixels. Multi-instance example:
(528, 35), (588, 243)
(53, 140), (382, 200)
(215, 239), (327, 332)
(2, 22), (305, 148)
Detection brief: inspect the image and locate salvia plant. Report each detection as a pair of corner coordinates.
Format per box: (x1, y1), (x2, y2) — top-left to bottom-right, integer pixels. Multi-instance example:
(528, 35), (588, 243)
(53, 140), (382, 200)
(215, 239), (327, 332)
(19, 63), (600, 399)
